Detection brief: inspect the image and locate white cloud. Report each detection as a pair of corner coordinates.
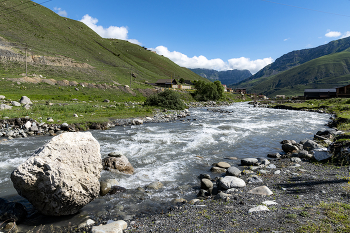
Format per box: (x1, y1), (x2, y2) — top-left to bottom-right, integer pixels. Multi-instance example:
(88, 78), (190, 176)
(340, 31), (350, 39)
(284, 38), (290, 41)
(80, 14), (141, 45)
(153, 46), (273, 74)
(325, 31), (342, 38)
(54, 7), (67, 17)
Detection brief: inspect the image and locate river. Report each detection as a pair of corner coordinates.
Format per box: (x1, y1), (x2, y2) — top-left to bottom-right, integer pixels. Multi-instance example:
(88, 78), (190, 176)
(0, 102), (331, 231)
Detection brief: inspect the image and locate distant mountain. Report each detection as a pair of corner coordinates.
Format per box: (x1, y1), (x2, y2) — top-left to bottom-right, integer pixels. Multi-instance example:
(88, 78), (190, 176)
(190, 68), (252, 85)
(233, 37), (350, 97)
(245, 36), (350, 82)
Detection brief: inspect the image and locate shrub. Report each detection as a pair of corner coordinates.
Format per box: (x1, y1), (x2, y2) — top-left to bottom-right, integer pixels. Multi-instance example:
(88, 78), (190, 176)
(144, 89), (186, 110)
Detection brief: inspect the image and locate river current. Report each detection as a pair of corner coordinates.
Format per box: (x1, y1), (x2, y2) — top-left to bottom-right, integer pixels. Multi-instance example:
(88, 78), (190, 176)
(0, 102), (331, 230)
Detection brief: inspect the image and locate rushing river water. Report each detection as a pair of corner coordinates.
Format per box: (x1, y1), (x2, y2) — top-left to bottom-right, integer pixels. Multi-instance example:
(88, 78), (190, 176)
(0, 102), (331, 230)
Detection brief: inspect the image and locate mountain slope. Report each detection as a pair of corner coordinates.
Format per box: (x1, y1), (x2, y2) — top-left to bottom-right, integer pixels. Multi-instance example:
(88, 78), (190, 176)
(190, 68), (252, 85)
(0, 0), (204, 85)
(235, 49), (350, 97)
(245, 37), (350, 82)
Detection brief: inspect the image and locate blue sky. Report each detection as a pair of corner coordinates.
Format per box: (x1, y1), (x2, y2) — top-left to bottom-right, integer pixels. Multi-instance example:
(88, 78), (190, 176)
(34, 0), (350, 74)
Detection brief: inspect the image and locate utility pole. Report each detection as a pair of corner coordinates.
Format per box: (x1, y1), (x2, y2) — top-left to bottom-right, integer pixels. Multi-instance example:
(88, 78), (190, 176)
(130, 67), (132, 86)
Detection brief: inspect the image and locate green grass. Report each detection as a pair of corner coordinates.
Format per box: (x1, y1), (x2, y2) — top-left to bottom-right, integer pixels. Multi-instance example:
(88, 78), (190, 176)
(297, 202), (350, 232)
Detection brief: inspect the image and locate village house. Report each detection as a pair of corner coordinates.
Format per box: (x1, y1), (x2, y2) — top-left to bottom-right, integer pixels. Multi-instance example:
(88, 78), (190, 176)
(304, 89), (337, 99)
(235, 88), (247, 94)
(336, 84), (350, 98)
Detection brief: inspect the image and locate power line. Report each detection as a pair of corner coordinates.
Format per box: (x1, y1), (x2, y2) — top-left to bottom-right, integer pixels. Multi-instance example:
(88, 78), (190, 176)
(257, 0), (350, 18)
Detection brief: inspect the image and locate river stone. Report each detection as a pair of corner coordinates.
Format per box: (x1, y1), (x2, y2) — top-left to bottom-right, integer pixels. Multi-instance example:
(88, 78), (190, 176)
(262, 200), (278, 205)
(19, 96), (32, 105)
(100, 179), (120, 196)
(248, 205), (269, 213)
(247, 175), (263, 183)
(108, 151), (124, 158)
(201, 178), (213, 190)
(241, 158), (259, 166)
(0, 198), (27, 223)
(11, 132), (102, 216)
(257, 157), (270, 165)
(282, 143), (299, 153)
(24, 121), (32, 129)
(132, 119), (143, 125)
(214, 192), (231, 201)
(291, 157), (302, 163)
(91, 220), (127, 233)
(218, 176), (246, 189)
(267, 153), (281, 158)
(298, 150), (313, 159)
(226, 166), (242, 176)
(102, 155), (134, 174)
(147, 181), (163, 190)
(210, 166), (226, 173)
(302, 139), (320, 151)
(217, 162), (231, 169)
(266, 164), (276, 169)
(248, 186), (273, 196)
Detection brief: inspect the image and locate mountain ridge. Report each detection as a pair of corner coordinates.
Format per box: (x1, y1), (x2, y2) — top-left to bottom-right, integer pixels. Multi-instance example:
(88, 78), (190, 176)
(189, 68), (252, 85)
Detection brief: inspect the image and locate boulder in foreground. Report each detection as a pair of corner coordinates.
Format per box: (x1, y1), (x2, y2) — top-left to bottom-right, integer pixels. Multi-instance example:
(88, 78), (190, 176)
(11, 132), (102, 216)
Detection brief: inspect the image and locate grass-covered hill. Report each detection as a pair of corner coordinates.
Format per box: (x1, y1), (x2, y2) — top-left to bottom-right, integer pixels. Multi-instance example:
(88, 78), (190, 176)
(246, 36), (350, 82)
(233, 37), (350, 97)
(0, 0), (206, 101)
(189, 68), (252, 85)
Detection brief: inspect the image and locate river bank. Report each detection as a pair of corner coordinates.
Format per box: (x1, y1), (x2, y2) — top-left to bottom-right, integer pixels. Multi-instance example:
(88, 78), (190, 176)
(0, 100), (235, 141)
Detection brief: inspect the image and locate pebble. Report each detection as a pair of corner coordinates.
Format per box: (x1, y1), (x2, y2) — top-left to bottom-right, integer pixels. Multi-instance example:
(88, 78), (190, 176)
(248, 205), (269, 213)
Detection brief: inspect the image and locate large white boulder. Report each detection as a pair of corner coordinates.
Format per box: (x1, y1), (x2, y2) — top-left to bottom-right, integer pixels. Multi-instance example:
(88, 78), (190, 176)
(218, 176), (246, 189)
(11, 132), (102, 216)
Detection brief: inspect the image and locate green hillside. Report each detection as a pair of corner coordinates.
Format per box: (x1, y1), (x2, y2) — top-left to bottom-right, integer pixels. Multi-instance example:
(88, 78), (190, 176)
(234, 49), (350, 97)
(0, 0), (204, 89)
(245, 36), (350, 82)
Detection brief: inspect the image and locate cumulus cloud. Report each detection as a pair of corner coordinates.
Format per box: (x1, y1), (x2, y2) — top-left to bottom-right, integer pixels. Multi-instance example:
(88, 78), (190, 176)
(54, 7), (67, 17)
(284, 38), (290, 41)
(153, 46), (273, 74)
(341, 31), (350, 39)
(80, 14), (141, 45)
(325, 31), (342, 38)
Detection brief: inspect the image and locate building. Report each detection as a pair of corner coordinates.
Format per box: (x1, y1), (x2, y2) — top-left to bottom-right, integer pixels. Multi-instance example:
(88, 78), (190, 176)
(235, 88), (247, 94)
(304, 89), (337, 99)
(336, 84), (350, 98)
(155, 79), (178, 88)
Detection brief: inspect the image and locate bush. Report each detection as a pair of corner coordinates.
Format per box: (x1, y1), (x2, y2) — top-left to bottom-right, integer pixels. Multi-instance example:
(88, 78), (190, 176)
(193, 80), (224, 101)
(144, 89), (186, 110)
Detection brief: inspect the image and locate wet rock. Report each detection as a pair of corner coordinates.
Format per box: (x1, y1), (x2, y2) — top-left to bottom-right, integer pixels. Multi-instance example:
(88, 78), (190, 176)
(226, 166), (242, 176)
(132, 119), (143, 125)
(267, 153), (281, 158)
(282, 143), (300, 153)
(241, 158), (259, 166)
(218, 176), (246, 189)
(0, 198), (27, 223)
(102, 155), (134, 174)
(100, 179), (120, 196)
(147, 181), (163, 190)
(262, 200), (278, 206)
(266, 164), (277, 169)
(11, 132), (102, 216)
(172, 198), (187, 204)
(108, 151), (124, 158)
(210, 166), (226, 173)
(257, 157), (270, 165)
(302, 139), (321, 151)
(297, 150), (313, 159)
(78, 219), (95, 228)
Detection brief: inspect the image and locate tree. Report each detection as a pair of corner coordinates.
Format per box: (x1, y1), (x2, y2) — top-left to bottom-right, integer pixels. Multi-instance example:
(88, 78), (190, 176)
(179, 78), (185, 84)
(194, 80), (224, 101)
